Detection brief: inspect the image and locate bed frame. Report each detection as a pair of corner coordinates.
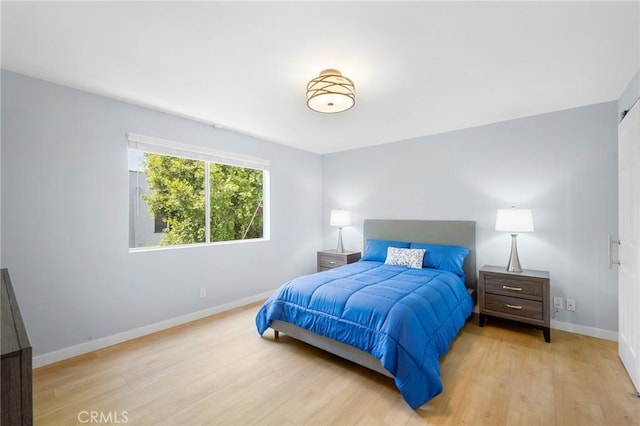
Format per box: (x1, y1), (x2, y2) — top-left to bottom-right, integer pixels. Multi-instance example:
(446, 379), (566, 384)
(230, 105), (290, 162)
(270, 219), (477, 378)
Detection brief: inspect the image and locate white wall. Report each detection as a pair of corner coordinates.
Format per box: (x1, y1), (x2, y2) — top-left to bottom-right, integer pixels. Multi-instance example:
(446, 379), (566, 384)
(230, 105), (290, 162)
(1, 71), (323, 359)
(322, 102), (619, 335)
(1, 68), (629, 362)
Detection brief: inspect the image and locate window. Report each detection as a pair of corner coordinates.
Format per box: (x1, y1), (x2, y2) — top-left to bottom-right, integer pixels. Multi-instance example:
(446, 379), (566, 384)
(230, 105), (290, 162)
(128, 133), (270, 249)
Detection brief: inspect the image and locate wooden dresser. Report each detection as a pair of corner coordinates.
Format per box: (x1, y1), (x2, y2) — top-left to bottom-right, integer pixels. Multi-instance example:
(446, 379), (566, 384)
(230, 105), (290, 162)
(1, 269), (33, 425)
(479, 265), (551, 342)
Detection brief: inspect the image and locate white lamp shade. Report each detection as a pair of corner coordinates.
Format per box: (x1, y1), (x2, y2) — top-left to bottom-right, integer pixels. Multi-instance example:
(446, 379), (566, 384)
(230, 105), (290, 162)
(330, 210), (351, 227)
(495, 208), (534, 233)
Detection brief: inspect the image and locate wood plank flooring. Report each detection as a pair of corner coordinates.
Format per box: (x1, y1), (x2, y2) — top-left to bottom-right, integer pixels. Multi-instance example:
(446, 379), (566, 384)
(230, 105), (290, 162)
(33, 302), (640, 425)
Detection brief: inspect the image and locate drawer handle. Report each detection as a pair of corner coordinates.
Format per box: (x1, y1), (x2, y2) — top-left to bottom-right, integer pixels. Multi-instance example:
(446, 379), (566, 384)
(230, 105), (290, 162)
(505, 303), (522, 310)
(502, 285), (522, 291)
(328, 261), (337, 265)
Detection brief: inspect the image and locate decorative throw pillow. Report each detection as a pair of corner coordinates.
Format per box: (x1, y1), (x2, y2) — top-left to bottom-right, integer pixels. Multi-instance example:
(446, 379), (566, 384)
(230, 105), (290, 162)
(384, 247), (426, 269)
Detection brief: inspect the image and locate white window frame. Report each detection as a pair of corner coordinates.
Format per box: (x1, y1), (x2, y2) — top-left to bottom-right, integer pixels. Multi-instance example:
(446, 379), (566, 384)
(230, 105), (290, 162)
(127, 133), (271, 251)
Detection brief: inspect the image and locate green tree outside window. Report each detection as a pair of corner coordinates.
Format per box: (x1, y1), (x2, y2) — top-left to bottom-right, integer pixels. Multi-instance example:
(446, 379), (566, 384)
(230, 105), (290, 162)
(141, 153), (263, 246)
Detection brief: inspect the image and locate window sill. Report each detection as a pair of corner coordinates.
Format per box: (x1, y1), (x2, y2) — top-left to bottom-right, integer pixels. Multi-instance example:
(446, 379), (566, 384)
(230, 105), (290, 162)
(128, 237), (270, 253)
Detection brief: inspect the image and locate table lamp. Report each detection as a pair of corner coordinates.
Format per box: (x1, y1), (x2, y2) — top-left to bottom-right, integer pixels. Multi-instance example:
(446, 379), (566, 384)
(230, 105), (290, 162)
(495, 207), (534, 272)
(330, 210), (351, 253)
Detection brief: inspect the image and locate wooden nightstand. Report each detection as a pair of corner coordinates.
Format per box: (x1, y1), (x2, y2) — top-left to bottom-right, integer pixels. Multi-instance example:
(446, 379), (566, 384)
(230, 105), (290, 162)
(479, 265), (551, 342)
(317, 249), (361, 272)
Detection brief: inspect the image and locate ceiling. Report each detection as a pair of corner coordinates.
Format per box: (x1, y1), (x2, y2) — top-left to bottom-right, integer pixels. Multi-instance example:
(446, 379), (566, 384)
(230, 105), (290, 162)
(2, 1), (639, 154)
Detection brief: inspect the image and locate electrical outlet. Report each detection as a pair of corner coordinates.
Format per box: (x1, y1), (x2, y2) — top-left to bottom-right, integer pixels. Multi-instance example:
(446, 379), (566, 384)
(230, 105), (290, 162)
(199, 288), (207, 298)
(566, 298), (576, 311)
(553, 296), (564, 309)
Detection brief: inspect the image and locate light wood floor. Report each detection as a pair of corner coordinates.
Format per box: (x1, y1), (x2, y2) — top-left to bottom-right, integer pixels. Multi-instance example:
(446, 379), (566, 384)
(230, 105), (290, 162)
(34, 302), (639, 426)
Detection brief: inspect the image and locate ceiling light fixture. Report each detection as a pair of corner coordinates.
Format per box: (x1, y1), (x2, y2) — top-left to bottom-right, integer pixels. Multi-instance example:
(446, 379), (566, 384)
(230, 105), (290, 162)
(306, 69), (355, 113)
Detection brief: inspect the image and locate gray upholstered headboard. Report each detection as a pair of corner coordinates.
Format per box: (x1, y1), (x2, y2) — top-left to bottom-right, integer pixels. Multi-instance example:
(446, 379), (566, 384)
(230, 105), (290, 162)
(363, 219), (477, 290)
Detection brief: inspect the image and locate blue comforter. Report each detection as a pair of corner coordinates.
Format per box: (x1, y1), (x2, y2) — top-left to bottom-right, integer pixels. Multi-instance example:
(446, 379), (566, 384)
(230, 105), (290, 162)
(255, 261), (473, 409)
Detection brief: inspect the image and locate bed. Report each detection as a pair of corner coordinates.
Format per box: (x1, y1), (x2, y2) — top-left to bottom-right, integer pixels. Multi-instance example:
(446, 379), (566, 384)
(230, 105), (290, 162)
(255, 219), (476, 409)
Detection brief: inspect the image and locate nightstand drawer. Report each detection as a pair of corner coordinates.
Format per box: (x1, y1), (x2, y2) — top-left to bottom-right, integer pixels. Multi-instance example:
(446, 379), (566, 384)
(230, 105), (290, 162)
(485, 277), (542, 299)
(484, 294), (543, 321)
(318, 255), (347, 269)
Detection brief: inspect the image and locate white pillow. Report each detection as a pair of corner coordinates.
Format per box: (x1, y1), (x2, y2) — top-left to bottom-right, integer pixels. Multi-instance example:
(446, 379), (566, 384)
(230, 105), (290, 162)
(384, 247), (426, 269)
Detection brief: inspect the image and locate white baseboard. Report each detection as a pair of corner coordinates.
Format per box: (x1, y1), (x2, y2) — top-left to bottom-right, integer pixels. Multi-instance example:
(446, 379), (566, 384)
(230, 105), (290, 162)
(551, 319), (618, 342)
(33, 290), (275, 368)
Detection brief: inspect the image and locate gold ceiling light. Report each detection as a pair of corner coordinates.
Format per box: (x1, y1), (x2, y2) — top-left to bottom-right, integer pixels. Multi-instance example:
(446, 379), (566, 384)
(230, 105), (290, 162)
(306, 69), (355, 113)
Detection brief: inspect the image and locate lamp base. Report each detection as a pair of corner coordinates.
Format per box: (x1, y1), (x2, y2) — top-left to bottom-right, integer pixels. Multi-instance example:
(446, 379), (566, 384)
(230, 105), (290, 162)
(506, 234), (523, 272)
(336, 228), (345, 253)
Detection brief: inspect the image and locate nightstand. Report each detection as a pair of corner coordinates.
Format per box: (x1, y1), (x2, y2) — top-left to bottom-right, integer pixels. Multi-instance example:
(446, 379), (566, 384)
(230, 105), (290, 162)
(317, 249), (361, 272)
(479, 265), (551, 342)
